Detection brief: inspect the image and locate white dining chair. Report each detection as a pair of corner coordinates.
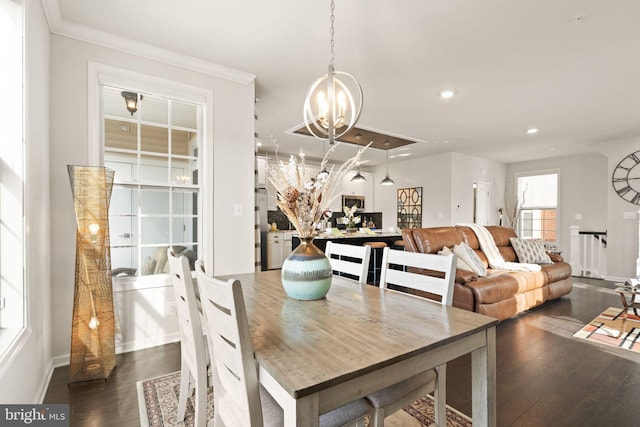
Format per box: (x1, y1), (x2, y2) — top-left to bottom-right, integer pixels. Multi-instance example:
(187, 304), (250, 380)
(325, 241), (372, 284)
(167, 248), (209, 427)
(367, 248), (457, 427)
(194, 260), (369, 427)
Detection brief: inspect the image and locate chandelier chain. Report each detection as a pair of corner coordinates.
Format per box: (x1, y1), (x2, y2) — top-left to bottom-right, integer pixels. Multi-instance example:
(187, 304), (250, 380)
(329, 0), (335, 66)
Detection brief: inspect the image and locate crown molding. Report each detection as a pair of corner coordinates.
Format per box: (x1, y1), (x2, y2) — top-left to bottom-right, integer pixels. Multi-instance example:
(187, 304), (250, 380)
(40, 0), (255, 86)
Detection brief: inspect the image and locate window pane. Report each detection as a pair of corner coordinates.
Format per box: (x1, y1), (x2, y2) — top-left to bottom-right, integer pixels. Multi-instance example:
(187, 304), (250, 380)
(141, 187), (169, 215)
(140, 94), (168, 125)
(141, 124), (169, 154)
(109, 216), (137, 248)
(105, 119), (138, 151)
(140, 246), (166, 275)
(140, 161), (169, 183)
(172, 216), (197, 244)
(172, 188), (197, 215)
(103, 86), (140, 120)
(141, 217), (170, 245)
(171, 129), (194, 156)
(172, 100), (198, 129)
(105, 155), (136, 181)
(518, 174), (557, 208)
(110, 186), (137, 215)
(111, 247), (138, 273)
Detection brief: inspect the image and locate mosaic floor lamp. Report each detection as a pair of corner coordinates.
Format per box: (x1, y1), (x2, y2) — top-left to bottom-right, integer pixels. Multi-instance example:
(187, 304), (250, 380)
(67, 165), (116, 382)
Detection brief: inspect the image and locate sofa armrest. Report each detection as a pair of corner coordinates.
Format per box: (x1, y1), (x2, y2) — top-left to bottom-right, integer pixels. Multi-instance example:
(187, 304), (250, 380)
(547, 252), (564, 263)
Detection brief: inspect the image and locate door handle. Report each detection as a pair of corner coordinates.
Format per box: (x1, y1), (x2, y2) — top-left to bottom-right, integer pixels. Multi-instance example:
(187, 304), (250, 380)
(119, 233), (132, 238)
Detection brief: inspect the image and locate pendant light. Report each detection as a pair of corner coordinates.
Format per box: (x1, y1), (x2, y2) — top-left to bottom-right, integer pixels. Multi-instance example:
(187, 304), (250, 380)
(303, 0), (363, 145)
(380, 141), (395, 186)
(351, 136), (366, 182)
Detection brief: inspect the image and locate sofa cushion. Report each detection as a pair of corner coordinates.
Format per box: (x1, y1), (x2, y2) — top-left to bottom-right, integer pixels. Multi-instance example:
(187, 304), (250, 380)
(453, 242), (487, 277)
(438, 246), (474, 271)
(464, 274), (520, 304)
(510, 238), (553, 264)
(408, 227), (466, 254)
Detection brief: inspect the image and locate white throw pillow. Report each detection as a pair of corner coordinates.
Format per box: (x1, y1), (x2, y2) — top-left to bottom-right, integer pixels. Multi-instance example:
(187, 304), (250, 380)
(453, 242), (487, 277)
(438, 246), (474, 272)
(510, 238), (553, 264)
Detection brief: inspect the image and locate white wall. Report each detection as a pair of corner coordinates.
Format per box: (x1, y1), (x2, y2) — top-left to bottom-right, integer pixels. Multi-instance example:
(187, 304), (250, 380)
(0, 0), (52, 403)
(49, 35), (255, 361)
(372, 152), (506, 229)
(450, 153), (507, 225)
(506, 152), (608, 275)
(590, 138), (640, 280)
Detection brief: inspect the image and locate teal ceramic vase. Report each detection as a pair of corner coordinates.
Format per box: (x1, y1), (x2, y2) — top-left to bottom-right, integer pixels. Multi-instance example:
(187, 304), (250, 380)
(281, 237), (332, 300)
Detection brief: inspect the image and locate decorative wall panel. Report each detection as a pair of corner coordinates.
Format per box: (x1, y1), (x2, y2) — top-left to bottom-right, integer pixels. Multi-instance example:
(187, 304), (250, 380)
(397, 187), (422, 229)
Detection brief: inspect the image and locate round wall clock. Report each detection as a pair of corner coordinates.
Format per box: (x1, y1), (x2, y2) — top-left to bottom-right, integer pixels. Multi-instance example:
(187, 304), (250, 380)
(612, 150), (640, 204)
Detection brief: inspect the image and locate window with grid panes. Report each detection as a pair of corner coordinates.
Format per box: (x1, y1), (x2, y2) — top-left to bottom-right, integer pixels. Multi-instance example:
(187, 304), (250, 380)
(102, 86), (201, 277)
(517, 172), (558, 243)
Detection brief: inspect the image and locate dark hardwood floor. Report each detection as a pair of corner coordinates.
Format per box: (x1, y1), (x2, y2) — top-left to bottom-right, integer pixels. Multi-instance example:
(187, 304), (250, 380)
(44, 279), (640, 426)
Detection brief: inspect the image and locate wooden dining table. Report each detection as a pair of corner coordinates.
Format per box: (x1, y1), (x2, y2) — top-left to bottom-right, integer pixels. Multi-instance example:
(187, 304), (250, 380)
(218, 269), (497, 427)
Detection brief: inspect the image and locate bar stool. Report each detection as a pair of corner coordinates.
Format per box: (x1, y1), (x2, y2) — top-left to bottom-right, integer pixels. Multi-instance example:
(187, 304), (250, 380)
(363, 241), (387, 286)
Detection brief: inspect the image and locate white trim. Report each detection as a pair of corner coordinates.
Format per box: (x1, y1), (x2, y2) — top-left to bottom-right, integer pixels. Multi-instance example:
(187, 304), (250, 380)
(88, 62), (209, 165)
(0, 327), (31, 379)
(42, 0), (255, 85)
(35, 358), (56, 404)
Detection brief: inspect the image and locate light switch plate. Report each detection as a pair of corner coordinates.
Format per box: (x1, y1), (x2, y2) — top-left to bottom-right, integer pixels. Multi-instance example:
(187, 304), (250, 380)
(623, 211), (636, 219)
(234, 204), (242, 216)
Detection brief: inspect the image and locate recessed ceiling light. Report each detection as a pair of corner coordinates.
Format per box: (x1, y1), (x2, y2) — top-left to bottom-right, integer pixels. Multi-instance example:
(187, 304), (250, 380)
(439, 89), (456, 99)
(526, 128), (539, 135)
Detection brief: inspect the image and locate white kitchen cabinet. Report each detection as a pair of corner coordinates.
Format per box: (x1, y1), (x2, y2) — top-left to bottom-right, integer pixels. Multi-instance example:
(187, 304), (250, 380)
(267, 232), (285, 269)
(267, 231), (293, 269)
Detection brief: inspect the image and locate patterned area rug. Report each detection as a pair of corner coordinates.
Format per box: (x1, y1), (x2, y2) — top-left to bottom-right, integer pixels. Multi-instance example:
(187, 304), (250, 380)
(573, 306), (640, 352)
(137, 371), (472, 427)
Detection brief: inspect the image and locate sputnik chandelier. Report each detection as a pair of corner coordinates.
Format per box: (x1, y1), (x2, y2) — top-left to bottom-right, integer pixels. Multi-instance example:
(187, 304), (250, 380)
(303, 0), (363, 145)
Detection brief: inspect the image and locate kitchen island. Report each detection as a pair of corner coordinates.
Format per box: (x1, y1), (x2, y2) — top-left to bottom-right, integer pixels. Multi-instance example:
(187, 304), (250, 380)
(292, 231), (403, 286)
(292, 231), (403, 252)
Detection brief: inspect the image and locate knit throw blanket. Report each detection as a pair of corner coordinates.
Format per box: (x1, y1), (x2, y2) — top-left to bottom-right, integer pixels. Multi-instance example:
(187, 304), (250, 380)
(459, 223), (541, 272)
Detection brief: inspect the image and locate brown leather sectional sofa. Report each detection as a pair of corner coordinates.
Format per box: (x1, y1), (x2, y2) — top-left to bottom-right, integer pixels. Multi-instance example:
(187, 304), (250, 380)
(401, 225), (573, 320)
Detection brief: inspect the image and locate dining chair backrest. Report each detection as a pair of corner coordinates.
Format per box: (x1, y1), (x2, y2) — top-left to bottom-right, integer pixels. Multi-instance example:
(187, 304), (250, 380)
(325, 241), (372, 284)
(168, 248), (207, 383)
(195, 260), (263, 427)
(167, 249), (208, 426)
(379, 247), (456, 306)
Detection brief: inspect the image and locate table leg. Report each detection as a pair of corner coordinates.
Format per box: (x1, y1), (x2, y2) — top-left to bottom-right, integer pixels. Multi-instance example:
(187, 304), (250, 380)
(259, 365), (320, 426)
(471, 326), (496, 427)
(618, 294), (630, 338)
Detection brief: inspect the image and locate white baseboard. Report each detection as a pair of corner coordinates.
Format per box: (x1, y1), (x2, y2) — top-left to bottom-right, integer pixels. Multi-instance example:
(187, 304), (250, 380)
(42, 333), (181, 403)
(36, 358), (56, 403)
